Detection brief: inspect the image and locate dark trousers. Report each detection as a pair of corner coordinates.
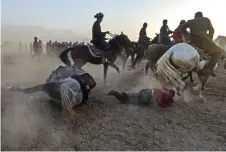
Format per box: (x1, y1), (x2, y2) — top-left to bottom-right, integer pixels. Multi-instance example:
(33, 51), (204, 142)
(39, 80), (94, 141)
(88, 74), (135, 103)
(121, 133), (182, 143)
(190, 35), (222, 70)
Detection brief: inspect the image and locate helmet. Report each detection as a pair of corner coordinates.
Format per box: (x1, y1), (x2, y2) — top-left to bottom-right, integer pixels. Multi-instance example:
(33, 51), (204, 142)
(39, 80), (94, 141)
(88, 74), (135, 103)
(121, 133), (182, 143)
(195, 11), (203, 18)
(143, 22), (147, 27)
(94, 12), (104, 19)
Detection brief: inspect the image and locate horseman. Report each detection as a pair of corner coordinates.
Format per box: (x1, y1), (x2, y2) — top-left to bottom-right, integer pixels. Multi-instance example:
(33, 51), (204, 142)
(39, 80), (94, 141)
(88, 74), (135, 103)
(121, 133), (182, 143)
(33, 37), (39, 56)
(92, 12), (110, 63)
(172, 20), (188, 43)
(182, 11), (223, 75)
(160, 19), (173, 45)
(138, 22), (150, 48)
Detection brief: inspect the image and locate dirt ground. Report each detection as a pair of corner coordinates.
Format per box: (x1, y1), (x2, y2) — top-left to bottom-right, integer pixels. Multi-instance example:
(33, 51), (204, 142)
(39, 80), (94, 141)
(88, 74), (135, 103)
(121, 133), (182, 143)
(1, 53), (226, 151)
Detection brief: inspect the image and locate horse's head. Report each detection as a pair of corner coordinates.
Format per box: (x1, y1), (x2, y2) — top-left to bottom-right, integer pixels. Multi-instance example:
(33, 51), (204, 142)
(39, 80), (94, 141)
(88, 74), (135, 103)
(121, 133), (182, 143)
(110, 32), (133, 49)
(196, 60), (218, 90)
(151, 34), (160, 44)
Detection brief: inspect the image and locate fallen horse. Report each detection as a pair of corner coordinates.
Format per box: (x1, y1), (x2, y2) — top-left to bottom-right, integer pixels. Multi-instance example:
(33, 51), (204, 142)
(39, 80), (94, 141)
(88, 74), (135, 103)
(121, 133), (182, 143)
(8, 66), (96, 121)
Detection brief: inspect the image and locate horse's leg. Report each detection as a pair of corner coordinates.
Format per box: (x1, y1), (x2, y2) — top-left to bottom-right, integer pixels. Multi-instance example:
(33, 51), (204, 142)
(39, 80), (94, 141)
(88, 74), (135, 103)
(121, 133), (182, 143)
(189, 72), (194, 82)
(122, 55), (128, 70)
(145, 60), (151, 75)
(192, 77), (207, 102)
(137, 56), (143, 65)
(103, 63), (109, 84)
(109, 62), (120, 73)
(131, 53), (135, 64)
(182, 72), (194, 82)
(119, 53), (128, 71)
(175, 78), (186, 97)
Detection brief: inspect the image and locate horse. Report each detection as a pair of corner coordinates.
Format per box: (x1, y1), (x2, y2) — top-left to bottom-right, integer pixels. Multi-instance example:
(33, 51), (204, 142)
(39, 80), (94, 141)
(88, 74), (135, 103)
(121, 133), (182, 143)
(144, 43), (196, 82)
(8, 66), (96, 122)
(129, 33), (161, 70)
(59, 32), (133, 84)
(153, 43), (219, 102)
(214, 35), (226, 69)
(144, 33), (210, 82)
(122, 41), (137, 69)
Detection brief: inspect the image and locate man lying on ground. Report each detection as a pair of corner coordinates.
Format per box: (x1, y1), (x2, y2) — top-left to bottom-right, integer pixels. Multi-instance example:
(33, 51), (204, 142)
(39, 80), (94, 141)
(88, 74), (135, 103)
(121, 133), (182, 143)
(107, 87), (175, 108)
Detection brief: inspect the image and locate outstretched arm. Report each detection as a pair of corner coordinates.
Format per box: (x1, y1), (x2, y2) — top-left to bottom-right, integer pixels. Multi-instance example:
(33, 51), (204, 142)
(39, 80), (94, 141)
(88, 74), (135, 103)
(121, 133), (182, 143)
(106, 90), (129, 102)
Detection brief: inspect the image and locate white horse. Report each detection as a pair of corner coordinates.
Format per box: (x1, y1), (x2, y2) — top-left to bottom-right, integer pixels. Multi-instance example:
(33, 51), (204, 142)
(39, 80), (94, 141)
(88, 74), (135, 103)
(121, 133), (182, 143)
(154, 43), (218, 102)
(214, 35), (226, 68)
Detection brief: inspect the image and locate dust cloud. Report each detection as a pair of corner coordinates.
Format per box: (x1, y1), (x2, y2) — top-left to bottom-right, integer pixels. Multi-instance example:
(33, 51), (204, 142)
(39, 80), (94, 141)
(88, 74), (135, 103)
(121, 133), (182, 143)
(1, 48), (159, 150)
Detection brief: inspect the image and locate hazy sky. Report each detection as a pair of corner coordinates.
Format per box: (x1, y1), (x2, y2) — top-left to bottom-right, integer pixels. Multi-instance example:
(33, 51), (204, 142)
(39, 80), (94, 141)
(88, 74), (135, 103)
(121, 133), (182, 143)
(1, 0), (225, 40)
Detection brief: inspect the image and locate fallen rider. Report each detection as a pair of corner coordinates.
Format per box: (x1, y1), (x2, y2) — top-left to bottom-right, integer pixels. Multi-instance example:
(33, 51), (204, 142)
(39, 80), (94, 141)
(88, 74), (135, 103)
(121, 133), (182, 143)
(107, 87), (175, 108)
(8, 66), (96, 121)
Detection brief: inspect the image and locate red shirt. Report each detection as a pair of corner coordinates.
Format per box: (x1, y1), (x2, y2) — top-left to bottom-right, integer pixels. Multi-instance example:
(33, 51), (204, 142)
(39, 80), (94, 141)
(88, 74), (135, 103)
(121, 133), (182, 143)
(154, 87), (174, 108)
(172, 27), (184, 43)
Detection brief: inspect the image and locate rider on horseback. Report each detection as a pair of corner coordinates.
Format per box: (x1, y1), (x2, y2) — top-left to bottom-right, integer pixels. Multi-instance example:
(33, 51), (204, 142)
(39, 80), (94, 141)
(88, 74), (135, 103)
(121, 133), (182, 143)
(160, 19), (173, 45)
(172, 20), (188, 43)
(182, 11), (223, 75)
(92, 12), (110, 63)
(138, 22), (150, 48)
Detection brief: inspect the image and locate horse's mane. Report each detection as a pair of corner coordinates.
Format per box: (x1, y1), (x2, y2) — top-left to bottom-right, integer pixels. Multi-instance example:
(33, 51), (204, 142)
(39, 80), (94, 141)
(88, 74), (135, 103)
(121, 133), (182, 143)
(151, 34), (159, 44)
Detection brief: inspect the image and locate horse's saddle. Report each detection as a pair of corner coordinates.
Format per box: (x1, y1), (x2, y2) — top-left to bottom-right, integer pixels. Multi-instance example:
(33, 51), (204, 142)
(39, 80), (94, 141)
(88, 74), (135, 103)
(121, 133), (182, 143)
(87, 43), (102, 56)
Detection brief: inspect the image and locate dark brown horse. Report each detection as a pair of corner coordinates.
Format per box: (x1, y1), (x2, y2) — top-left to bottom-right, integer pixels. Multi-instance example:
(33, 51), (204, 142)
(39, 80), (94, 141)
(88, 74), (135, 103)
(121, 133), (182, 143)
(122, 41), (137, 69)
(59, 33), (133, 83)
(128, 34), (160, 70)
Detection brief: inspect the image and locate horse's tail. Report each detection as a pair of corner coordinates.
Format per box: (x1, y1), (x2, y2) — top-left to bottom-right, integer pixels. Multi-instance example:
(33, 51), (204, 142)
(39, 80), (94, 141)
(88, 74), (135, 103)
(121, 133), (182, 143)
(59, 48), (73, 67)
(60, 84), (81, 122)
(9, 84), (45, 93)
(156, 47), (180, 85)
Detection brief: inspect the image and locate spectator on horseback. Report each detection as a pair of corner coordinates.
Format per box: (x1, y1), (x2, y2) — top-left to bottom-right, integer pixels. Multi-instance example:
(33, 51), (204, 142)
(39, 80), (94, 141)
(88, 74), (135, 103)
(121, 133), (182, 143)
(92, 12), (110, 63)
(138, 22), (150, 48)
(33, 37), (39, 56)
(160, 19), (173, 45)
(182, 11), (223, 76)
(172, 20), (188, 43)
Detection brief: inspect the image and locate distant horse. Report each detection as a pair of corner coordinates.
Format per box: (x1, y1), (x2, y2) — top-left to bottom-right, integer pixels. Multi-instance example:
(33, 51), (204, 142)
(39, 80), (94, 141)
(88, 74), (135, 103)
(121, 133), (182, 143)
(129, 33), (161, 70)
(214, 35), (226, 69)
(59, 32), (133, 83)
(154, 43), (218, 102)
(122, 41), (137, 69)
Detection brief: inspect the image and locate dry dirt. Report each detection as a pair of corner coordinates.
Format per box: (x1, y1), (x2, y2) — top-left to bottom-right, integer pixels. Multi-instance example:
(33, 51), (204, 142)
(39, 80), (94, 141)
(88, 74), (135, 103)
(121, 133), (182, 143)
(1, 53), (226, 151)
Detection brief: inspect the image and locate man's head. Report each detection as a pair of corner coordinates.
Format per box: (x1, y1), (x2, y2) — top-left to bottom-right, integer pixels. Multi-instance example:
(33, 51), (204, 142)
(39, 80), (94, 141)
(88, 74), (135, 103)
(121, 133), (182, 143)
(163, 19), (168, 25)
(34, 37), (38, 41)
(143, 22), (148, 28)
(94, 12), (104, 22)
(195, 11), (203, 18)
